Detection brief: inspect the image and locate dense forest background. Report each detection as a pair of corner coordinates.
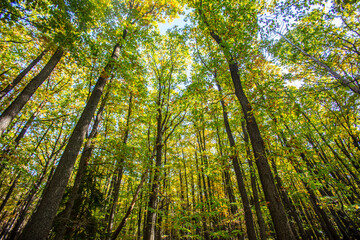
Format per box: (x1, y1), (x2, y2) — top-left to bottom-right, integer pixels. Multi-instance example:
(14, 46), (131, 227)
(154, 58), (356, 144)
(0, 0), (359, 239)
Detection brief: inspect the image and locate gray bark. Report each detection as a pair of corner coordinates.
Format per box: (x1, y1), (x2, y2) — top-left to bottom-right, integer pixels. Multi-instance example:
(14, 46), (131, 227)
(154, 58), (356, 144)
(18, 42), (122, 240)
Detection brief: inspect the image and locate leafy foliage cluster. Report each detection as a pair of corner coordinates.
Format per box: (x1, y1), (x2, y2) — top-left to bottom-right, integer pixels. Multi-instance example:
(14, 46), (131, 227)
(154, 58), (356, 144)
(0, 0), (359, 239)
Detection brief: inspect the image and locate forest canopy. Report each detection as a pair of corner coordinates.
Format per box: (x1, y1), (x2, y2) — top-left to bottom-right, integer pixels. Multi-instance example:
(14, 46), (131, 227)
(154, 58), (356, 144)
(0, 0), (359, 239)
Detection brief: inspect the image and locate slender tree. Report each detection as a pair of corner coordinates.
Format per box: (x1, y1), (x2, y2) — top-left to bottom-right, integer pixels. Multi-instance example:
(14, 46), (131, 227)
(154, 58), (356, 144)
(0, 48), (63, 137)
(193, 1), (295, 239)
(0, 49), (48, 100)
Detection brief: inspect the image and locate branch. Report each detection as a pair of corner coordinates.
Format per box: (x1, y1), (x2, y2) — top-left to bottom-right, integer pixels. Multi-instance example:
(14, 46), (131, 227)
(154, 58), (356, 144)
(278, 32), (360, 94)
(164, 112), (186, 143)
(0, 40), (32, 44)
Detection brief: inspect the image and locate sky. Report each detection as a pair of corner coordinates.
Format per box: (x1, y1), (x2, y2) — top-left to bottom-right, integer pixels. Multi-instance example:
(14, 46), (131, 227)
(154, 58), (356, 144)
(158, 13), (188, 35)
(156, 10), (304, 88)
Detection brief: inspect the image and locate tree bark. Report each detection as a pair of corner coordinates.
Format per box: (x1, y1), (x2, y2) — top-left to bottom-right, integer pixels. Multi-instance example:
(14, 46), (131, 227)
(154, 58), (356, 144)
(241, 122), (268, 240)
(52, 91), (109, 240)
(18, 42), (122, 240)
(196, 6), (295, 238)
(228, 60), (294, 240)
(0, 48), (63, 137)
(143, 103), (163, 240)
(215, 80), (258, 240)
(210, 32), (294, 239)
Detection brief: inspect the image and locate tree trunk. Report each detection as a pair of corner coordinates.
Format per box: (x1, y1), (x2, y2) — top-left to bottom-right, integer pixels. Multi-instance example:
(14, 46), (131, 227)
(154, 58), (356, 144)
(215, 80), (258, 240)
(214, 122), (238, 216)
(195, 151), (210, 240)
(226, 60), (294, 239)
(143, 104), (163, 240)
(241, 122), (268, 240)
(111, 170), (148, 240)
(0, 101), (43, 175)
(0, 174), (20, 213)
(106, 93), (133, 238)
(0, 48), (63, 137)
(197, 8), (295, 236)
(137, 192), (143, 240)
(270, 157), (305, 239)
(0, 49), (47, 100)
(52, 91), (109, 240)
(280, 130), (341, 240)
(8, 123), (66, 240)
(18, 42), (122, 240)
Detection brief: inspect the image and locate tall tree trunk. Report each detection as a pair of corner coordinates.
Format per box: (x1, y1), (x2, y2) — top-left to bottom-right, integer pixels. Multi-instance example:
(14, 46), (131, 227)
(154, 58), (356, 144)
(195, 151), (209, 240)
(106, 167), (124, 237)
(269, 157), (305, 239)
(241, 122), (268, 240)
(0, 49), (48, 100)
(143, 104), (163, 240)
(53, 91), (109, 240)
(106, 94), (133, 238)
(0, 48), (63, 137)
(228, 60), (294, 240)
(210, 34), (294, 240)
(7, 122), (66, 240)
(137, 192), (143, 240)
(214, 122), (238, 215)
(280, 134), (341, 240)
(196, 133), (212, 239)
(215, 79), (258, 240)
(18, 41), (123, 240)
(13, 103), (41, 147)
(0, 101), (43, 175)
(0, 174), (20, 213)
(196, 6), (295, 237)
(111, 170), (148, 240)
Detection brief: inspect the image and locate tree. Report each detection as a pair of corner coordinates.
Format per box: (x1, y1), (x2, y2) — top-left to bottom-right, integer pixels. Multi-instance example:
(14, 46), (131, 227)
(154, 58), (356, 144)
(1, 0), (360, 239)
(190, 0), (295, 238)
(18, 1), (182, 239)
(143, 32), (188, 240)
